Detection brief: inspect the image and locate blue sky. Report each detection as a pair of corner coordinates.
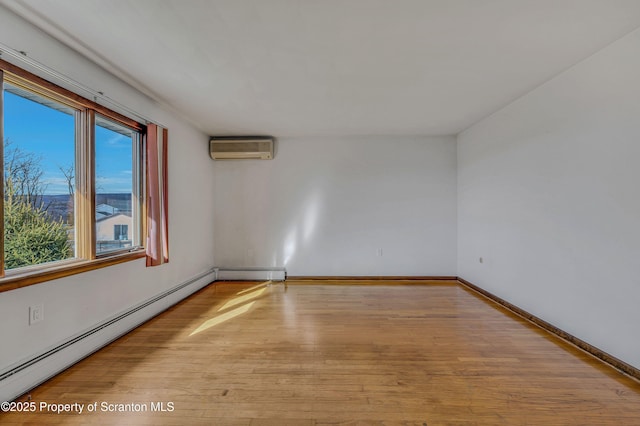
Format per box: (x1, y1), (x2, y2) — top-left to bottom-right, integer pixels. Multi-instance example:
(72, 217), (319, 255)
(4, 89), (133, 195)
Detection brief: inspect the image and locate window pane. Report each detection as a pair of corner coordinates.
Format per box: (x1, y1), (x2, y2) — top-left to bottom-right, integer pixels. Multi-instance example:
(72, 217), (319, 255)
(3, 83), (76, 269)
(95, 115), (138, 254)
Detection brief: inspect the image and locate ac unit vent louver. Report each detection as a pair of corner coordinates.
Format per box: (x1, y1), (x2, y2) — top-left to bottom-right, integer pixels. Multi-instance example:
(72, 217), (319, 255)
(209, 136), (274, 160)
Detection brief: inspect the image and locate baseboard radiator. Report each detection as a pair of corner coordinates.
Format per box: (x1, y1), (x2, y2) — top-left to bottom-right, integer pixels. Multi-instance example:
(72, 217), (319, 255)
(215, 267), (286, 281)
(0, 267), (218, 403)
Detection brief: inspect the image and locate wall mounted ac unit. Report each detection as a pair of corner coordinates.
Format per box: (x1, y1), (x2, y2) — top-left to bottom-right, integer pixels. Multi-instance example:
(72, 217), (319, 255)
(209, 136), (274, 160)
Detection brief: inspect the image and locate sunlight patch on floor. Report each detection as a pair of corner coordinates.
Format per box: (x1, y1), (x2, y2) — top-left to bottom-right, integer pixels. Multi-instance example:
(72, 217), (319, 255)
(219, 287), (266, 311)
(189, 302), (255, 336)
(236, 281), (271, 295)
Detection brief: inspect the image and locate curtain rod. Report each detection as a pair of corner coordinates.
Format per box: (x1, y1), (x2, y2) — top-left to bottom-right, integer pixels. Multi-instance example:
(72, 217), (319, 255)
(0, 41), (166, 128)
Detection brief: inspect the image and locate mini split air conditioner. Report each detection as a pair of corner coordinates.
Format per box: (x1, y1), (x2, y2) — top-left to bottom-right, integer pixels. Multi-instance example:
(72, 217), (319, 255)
(209, 136), (274, 160)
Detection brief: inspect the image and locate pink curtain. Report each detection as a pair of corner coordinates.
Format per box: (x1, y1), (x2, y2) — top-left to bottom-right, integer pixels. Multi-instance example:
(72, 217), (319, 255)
(146, 123), (169, 266)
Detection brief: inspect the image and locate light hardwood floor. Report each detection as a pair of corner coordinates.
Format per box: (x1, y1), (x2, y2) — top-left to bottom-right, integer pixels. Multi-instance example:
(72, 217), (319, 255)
(2, 280), (640, 425)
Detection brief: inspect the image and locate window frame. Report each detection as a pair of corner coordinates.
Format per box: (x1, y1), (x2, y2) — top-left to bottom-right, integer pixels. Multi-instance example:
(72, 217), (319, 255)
(94, 113), (143, 257)
(0, 59), (146, 292)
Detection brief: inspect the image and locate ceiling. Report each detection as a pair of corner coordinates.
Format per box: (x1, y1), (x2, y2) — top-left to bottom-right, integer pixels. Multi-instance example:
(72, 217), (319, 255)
(4, 0), (640, 137)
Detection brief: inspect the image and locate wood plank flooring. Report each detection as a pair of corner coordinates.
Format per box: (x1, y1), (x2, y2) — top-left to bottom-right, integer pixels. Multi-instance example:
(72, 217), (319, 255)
(2, 280), (640, 425)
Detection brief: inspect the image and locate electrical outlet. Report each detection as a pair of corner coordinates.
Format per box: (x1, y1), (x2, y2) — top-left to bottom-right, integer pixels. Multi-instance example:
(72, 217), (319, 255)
(479, 257), (484, 264)
(29, 304), (44, 325)
(377, 248), (383, 257)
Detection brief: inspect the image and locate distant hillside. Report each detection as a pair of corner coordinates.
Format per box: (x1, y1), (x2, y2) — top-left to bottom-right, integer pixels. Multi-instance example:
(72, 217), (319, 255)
(41, 193), (132, 223)
(95, 193), (133, 214)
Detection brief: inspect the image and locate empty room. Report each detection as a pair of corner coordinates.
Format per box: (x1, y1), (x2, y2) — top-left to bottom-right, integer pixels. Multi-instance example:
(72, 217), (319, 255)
(1, 0), (640, 424)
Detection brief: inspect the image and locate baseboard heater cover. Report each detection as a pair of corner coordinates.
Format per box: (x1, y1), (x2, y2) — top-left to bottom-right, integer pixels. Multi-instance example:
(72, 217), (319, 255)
(0, 267), (217, 403)
(216, 267), (286, 281)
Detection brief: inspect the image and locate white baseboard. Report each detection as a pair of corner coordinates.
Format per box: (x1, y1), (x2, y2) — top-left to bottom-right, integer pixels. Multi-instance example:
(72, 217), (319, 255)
(0, 268), (217, 403)
(216, 267), (286, 281)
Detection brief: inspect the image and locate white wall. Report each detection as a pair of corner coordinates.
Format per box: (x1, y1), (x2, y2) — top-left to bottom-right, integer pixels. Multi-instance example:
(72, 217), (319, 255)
(0, 7), (215, 372)
(458, 29), (640, 369)
(213, 136), (457, 276)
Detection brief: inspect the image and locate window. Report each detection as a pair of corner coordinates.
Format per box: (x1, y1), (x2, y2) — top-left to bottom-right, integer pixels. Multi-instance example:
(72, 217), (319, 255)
(95, 115), (141, 254)
(0, 60), (147, 288)
(114, 224), (128, 241)
(3, 82), (77, 270)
